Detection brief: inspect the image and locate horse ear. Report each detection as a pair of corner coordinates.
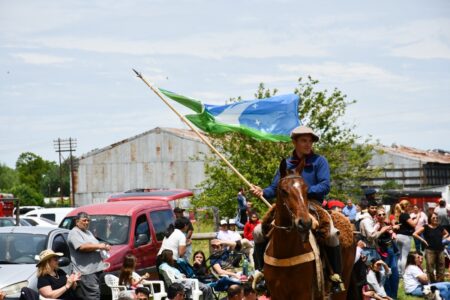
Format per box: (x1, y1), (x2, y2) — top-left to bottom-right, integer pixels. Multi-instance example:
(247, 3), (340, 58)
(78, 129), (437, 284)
(295, 157), (306, 175)
(279, 159), (287, 178)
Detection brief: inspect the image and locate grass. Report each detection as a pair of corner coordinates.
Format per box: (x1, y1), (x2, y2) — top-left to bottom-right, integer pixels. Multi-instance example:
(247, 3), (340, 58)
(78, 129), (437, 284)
(190, 211), (450, 298)
(191, 209), (216, 263)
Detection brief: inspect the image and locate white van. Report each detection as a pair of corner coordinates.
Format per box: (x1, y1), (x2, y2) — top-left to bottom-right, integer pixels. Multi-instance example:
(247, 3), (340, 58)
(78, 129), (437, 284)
(24, 207), (74, 225)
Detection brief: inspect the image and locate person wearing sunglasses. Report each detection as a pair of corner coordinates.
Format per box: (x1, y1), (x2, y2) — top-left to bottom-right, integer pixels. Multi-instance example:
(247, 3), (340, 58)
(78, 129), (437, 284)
(373, 208), (399, 299)
(413, 212), (449, 283)
(36, 249), (80, 300)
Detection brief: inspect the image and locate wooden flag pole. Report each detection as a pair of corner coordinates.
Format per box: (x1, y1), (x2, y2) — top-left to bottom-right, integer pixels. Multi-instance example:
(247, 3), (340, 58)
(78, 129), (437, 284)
(133, 69), (272, 208)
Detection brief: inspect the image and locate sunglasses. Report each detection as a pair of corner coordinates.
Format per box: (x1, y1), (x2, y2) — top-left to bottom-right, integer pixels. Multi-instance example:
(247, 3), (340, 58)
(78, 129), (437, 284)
(378, 213), (385, 217)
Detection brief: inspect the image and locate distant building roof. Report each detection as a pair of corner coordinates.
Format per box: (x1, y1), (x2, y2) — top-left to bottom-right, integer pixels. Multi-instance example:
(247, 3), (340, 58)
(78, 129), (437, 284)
(80, 127), (205, 160)
(375, 144), (450, 164)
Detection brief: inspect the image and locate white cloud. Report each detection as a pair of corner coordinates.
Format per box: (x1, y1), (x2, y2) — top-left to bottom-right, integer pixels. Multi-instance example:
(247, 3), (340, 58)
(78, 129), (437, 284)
(28, 30), (328, 59)
(12, 53), (73, 65)
(277, 62), (430, 91)
(388, 19), (450, 60)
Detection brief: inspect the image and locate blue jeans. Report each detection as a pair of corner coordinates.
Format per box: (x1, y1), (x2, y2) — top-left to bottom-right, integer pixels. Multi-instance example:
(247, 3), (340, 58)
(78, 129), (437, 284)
(382, 246), (399, 299)
(409, 282), (450, 300)
(413, 234), (424, 253)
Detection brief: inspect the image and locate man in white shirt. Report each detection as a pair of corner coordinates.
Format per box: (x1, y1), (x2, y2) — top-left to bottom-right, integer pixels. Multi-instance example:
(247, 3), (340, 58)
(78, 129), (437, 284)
(217, 219), (233, 241)
(157, 217), (189, 260)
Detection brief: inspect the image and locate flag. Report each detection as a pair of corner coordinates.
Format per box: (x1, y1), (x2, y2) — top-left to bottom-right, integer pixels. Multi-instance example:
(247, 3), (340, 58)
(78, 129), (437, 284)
(159, 88), (301, 142)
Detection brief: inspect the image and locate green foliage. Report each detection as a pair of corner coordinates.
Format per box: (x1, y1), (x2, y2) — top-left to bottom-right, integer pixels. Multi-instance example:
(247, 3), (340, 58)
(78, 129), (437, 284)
(192, 77), (380, 216)
(10, 183), (44, 206)
(0, 163), (18, 192)
(16, 152), (50, 190)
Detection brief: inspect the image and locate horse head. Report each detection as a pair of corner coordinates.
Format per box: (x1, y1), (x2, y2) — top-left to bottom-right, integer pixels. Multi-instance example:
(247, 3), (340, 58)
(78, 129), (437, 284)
(276, 158), (312, 242)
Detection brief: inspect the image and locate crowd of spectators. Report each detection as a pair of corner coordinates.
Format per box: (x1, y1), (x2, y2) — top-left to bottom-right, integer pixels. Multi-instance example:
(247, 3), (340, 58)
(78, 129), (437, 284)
(343, 191), (450, 300)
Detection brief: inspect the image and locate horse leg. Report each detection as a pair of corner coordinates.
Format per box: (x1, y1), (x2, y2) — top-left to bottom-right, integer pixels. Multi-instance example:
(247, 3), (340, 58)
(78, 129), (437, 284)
(329, 212), (356, 300)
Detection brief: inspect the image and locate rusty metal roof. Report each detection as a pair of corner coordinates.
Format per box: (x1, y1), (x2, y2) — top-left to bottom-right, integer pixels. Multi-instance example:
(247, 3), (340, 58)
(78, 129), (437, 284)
(375, 144), (450, 164)
(80, 127), (206, 160)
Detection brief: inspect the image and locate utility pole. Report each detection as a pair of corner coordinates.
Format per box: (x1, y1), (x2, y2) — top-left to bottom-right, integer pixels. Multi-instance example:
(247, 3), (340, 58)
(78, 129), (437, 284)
(53, 138), (77, 207)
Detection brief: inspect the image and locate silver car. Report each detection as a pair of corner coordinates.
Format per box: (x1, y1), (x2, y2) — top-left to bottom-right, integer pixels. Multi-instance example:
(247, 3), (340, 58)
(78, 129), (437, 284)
(0, 226), (73, 300)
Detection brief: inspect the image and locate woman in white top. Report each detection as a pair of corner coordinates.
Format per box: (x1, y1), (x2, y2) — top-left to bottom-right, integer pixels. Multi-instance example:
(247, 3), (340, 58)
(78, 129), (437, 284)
(158, 217), (189, 260)
(366, 259), (392, 300)
(403, 253), (450, 299)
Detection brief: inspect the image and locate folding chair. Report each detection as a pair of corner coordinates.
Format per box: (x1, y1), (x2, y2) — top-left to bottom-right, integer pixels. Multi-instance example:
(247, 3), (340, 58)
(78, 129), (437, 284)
(159, 268), (203, 300)
(141, 280), (167, 300)
(104, 274), (128, 300)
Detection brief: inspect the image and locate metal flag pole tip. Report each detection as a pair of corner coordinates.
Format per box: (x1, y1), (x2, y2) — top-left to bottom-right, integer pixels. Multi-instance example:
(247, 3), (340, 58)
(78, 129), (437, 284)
(132, 68), (142, 77)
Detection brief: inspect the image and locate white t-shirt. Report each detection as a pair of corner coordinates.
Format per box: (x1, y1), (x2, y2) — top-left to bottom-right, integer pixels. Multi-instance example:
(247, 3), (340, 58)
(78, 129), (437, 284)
(228, 230), (242, 241)
(217, 230), (234, 242)
(158, 229), (186, 259)
(403, 265), (423, 293)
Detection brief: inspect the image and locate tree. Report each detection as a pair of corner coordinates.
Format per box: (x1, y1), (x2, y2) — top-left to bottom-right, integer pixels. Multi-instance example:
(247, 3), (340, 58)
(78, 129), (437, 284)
(192, 77), (380, 217)
(16, 152), (50, 190)
(0, 163), (18, 192)
(11, 183), (44, 206)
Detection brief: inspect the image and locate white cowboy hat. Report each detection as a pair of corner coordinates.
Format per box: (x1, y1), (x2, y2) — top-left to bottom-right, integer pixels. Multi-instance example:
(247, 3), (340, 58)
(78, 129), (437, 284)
(36, 249), (63, 267)
(290, 126), (319, 142)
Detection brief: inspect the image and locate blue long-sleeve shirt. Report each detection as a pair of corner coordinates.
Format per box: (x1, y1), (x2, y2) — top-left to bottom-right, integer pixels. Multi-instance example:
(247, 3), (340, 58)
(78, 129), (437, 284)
(237, 192), (247, 210)
(263, 152), (331, 202)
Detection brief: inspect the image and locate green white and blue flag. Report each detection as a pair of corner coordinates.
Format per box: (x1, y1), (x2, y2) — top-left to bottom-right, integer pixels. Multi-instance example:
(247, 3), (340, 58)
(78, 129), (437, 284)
(159, 88), (300, 142)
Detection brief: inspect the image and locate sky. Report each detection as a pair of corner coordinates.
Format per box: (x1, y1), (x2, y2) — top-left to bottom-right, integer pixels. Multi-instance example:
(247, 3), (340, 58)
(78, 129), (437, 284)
(1, 0), (450, 168)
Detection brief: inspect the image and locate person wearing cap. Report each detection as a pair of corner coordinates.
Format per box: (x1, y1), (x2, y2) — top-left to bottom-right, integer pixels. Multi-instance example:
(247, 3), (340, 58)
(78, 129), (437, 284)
(37, 249), (80, 300)
(434, 198), (450, 233)
(227, 218), (243, 241)
(209, 239), (243, 280)
(250, 125), (344, 293)
(217, 219), (233, 242)
(68, 212), (111, 300)
(173, 207), (194, 261)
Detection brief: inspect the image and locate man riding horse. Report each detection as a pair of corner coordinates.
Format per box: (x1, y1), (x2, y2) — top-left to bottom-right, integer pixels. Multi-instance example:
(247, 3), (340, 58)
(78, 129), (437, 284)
(250, 125), (344, 294)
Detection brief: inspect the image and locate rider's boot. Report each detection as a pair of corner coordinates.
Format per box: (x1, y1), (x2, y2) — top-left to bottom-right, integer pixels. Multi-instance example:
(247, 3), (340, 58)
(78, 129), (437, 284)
(325, 245), (345, 294)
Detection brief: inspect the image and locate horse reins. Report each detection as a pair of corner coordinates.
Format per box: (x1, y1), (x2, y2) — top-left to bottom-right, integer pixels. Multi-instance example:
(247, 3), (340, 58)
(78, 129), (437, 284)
(272, 175), (305, 232)
(265, 174), (317, 268)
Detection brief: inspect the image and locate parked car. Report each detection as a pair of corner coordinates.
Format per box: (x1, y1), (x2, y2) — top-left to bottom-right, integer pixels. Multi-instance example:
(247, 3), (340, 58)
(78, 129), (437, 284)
(0, 226), (73, 300)
(24, 207), (74, 225)
(60, 200), (175, 297)
(60, 200), (174, 273)
(0, 217), (32, 227)
(21, 216), (58, 227)
(12, 206), (43, 216)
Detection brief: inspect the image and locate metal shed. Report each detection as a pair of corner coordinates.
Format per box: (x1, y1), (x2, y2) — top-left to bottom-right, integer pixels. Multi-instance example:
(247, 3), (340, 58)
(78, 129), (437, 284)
(74, 127), (211, 206)
(367, 145), (450, 190)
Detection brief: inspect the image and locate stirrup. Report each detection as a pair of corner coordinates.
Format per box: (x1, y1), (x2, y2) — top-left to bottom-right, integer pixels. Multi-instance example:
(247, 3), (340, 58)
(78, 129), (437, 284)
(330, 274), (345, 293)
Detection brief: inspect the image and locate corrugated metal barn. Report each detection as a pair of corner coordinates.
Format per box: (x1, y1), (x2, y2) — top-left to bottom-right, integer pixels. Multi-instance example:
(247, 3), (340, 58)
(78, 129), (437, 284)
(367, 145), (450, 190)
(74, 127), (210, 206)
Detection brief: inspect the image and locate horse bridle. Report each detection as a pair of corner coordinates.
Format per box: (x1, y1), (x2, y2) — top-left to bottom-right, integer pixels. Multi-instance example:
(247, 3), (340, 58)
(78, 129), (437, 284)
(272, 174), (306, 232)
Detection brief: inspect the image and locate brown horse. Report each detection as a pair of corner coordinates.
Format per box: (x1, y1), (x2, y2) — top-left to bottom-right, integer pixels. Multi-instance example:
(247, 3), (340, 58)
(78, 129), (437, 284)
(262, 159), (355, 300)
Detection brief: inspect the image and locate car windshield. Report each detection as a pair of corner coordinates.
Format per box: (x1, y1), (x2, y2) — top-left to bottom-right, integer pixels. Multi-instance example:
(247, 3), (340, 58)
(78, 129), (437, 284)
(0, 218), (15, 227)
(89, 215), (130, 245)
(0, 233), (47, 264)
